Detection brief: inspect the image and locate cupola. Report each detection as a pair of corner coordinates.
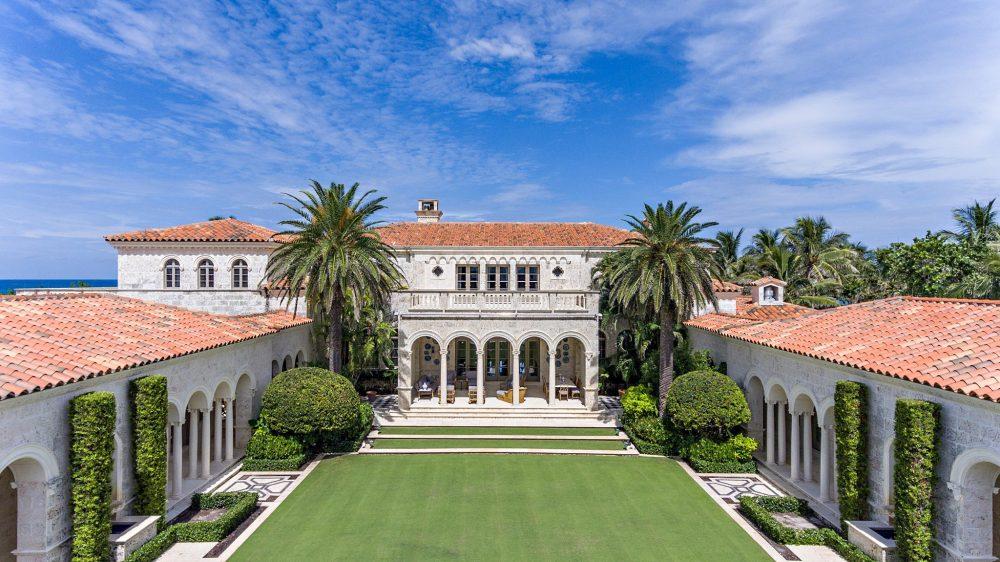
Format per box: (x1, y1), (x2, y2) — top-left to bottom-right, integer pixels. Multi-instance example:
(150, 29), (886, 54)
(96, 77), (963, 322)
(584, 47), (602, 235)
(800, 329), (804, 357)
(750, 276), (786, 305)
(415, 199), (442, 223)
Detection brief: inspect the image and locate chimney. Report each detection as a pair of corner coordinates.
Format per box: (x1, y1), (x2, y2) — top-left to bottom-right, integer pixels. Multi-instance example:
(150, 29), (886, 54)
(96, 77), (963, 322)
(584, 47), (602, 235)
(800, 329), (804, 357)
(415, 199), (442, 223)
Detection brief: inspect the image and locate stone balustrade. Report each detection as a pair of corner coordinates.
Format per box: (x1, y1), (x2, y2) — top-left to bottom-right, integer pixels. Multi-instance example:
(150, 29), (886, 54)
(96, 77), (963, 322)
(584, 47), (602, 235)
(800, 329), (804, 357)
(396, 290), (598, 314)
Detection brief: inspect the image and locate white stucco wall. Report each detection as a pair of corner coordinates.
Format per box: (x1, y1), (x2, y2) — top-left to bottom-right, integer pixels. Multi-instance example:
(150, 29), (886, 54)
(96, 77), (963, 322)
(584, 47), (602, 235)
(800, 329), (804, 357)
(111, 242), (273, 291)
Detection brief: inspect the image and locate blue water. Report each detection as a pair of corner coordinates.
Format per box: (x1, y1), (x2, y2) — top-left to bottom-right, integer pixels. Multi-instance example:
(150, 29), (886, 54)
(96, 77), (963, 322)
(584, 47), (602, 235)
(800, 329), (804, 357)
(0, 279), (117, 294)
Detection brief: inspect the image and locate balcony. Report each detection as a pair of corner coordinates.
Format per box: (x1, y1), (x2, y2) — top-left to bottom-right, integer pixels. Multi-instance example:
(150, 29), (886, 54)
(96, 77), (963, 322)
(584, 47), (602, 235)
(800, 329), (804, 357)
(394, 290), (598, 315)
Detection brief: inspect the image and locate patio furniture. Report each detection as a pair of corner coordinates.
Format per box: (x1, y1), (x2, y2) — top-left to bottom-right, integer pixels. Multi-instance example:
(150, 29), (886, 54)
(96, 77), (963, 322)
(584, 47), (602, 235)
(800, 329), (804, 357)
(498, 386), (527, 404)
(455, 377), (468, 391)
(468, 386), (478, 403)
(570, 387), (581, 400)
(557, 387), (569, 401)
(446, 386), (455, 404)
(417, 388), (433, 400)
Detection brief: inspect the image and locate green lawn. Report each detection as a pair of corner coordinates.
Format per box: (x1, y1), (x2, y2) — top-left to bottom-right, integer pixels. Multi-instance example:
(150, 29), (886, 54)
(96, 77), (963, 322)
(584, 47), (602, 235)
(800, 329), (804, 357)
(371, 438), (625, 450)
(377, 426), (618, 436)
(231, 455), (769, 561)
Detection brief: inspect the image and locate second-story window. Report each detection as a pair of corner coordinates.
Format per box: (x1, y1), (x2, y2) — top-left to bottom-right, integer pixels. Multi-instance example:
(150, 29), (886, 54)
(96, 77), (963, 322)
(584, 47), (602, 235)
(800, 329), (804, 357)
(232, 259), (249, 288)
(456, 264), (479, 290)
(164, 259), (181, 289)
(198, 259), (215, 288)
(516, 265), (539, 291)
(486, 265), (509, 290)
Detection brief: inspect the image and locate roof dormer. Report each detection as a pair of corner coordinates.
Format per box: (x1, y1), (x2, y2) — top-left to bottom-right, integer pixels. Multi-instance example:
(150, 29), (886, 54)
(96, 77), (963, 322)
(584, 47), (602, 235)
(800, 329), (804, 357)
(750, 276), (786, 305)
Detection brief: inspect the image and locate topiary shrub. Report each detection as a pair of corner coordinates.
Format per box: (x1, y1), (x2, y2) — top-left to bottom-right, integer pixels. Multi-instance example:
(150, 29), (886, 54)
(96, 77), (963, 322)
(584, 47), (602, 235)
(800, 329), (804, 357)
(686, 435), (757, 473)
(621, 385), (657, 425)
(893, 399), (940, 562)
(246, 427), (304, 459)
(70, 391), (116, 562)
(260, 367), (361, 447)
(131, 375), (168, 519)
(665, 370), (749, 439)
(834, 380), (869, 530)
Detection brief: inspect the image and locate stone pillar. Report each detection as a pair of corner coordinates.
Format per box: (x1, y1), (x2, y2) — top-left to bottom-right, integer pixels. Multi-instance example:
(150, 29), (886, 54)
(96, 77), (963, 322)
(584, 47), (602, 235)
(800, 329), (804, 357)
(199, 408), (211, 478)
(765, 401), (775, 464)
(803, 411), (813, 482)
(584, 351), (598, 410)
(790, 411), (801, 481)
(224, 397), (235, 462)
(819, 424), (832, 501)
(188, 410), (199, 478)
(397, 348), (412, 411)
(171, 421), (184, 498)
(777, 401), (787, 465)
(548, 350), (557, 405)
(439, 349), (449, 405)
(476, 350), (485, 405)
(511, 351), (520, 406)
(213, 400), (223, 463)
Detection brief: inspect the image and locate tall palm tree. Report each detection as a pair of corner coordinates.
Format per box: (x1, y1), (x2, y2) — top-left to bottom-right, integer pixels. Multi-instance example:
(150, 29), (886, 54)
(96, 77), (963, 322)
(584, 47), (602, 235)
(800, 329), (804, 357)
(946, 199), (999, 245)
(597, 202), (719, 411)
(267, 181), (403, 373)
(781, 216), (854, 282)
(713, 228), (745, 279)
(746, 228), (783, 256)
(759, 245), (840, 307)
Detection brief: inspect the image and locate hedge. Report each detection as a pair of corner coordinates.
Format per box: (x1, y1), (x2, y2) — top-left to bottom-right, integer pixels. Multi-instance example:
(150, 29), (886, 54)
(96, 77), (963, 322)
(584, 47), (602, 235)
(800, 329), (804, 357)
(893, 399), (940, 562)
(131, 375), (168, 518)
(124, 492), (258, 562)
(70, 391), (117, 562)
(686, 435), (757, 473)
(243, 455), (309, 472)
(834, 380), (869, 530)
(260, 367), (360, 445)
(739, 496), (874, 562)
(665, 370), (749, 439)
(623, 416), (668, 456)
(246, 427), (305, 459)
(620, 385), (657, 425)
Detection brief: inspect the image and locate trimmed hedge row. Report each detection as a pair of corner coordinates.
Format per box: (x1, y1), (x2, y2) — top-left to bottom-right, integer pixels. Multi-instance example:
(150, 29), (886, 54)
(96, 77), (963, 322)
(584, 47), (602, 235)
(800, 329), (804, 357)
(893, 399), (940, 562)
(124, 492), (258, 562)
(834, 380), (869, 529)
(131, 375), (168, 518)
(623, 420), (668, 456)
(739, 496), (874, 562)
(689, 459), (756, 473)
(243, 455), (308, 472)
(70, 391), (116, 562)
(686, 435), (757, 473)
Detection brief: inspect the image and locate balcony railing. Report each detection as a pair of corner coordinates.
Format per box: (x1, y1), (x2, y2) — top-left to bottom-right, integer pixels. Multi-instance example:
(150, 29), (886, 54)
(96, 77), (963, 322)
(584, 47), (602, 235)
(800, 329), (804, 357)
(395, 290), (597, 314)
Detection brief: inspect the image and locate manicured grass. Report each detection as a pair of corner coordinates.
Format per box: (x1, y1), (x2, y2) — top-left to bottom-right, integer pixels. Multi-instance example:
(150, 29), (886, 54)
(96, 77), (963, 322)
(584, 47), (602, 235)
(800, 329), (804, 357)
(371, 438), (625, 450)
(377, 426), (618, 436)
(231, 455), (770, 561)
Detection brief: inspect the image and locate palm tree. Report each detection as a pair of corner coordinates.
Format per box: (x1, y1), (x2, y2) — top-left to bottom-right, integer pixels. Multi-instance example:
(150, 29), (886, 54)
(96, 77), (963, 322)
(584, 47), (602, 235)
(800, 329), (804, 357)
(746, 228), (783, 256)
(267, 181), (403, 373)
(946, 199), (999, 245)
(781, 216), (855, 282)
(713, 228), (745, 279)
(948, 249), (1000, 299)
(758, 245), (840, 307)
(597, 202), (719, 411)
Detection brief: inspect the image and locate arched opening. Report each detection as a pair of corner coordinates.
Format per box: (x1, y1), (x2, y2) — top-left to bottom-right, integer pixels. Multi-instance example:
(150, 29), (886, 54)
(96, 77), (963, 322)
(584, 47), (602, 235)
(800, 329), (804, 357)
(0, 450), (55, 559)
(294, 350), (304, 368)
(282, 355), (293, 372)
(819, 405), (837, 503)
(231, 258), (249, 288)
(197, 259), (215, 288)
(552, 336), (587, 406)
(271, 360), (280, 379)
(447, 336), (479, 404)
(411, 336), (443, 404)
(234, 374), (255, 454)
(519, 336), (551, 405)
(484, 336), (519, 404)
(1, 467), (15, 561)
(790, 393), (818, 485)
(213, 381), (234, 470)
(765, 384), (789, 467)
(951, 451), (1000, 559)
(745, 376), (766, 455)
(184, 391), (211, 481)
(164, 258), (181, 289)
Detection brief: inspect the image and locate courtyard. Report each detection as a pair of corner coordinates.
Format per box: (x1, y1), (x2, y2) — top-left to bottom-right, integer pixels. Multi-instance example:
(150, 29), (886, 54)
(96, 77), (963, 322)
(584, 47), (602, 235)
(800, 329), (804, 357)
(230, 454), (771, 561)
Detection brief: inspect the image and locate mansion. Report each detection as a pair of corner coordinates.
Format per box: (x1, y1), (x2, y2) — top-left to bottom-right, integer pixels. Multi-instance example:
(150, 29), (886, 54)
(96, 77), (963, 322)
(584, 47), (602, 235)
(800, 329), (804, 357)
(0, 199), (997, 561)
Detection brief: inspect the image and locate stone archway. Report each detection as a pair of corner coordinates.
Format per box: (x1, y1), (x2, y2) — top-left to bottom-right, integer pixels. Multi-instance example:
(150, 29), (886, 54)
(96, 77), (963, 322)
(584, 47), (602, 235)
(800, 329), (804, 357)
(0, 446), (58, 561)
(765, 383), (790, 466)
(949, 449), (1000, 559)
(790, 392), (818, 484)
(234, 374), (255, 453)
(745, 376), (766, 455)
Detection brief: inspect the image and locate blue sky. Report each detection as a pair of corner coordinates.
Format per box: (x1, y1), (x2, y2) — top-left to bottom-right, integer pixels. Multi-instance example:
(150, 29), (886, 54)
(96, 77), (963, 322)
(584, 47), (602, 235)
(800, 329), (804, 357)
(1, 0), (998, 278)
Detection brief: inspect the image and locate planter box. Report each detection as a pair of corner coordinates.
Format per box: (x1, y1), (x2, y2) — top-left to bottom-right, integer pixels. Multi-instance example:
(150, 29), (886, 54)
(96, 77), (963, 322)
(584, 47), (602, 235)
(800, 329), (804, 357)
(846, 520), (897, 562)
(111, 515), (160, 562)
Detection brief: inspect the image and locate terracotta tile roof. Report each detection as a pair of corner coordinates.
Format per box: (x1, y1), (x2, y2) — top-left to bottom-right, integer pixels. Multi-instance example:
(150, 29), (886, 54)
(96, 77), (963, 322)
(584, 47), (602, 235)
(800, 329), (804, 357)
(105, 218), (278, 243)
(713, 280), (743, 293)
(687, 296), (1000, 402)
(749, 276), (787, 286)
(0, 293), (310, 401)
(375, 222), (633, 247)
(733, 297), (814, 321)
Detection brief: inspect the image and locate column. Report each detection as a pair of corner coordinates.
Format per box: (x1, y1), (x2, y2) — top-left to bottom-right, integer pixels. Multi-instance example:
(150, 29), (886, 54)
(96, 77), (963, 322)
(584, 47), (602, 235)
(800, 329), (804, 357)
(476, 350), (485, 405)
(213, 399), (223, 463)
(765, 401), (776, 464)
(439, 349), (449, 405)
(777, 401), (787, 465)
(790, 411), (801, 481)
(803, 411), (814, 482)
(511, 351), (520, 406)
(548, 351), (557, 406)
(819, 424), (832, 501)
(188, 409), (199, 478)
(199, 408), (211, 478)
(224, 397), (235, 461)
(171, 421), (184, 498)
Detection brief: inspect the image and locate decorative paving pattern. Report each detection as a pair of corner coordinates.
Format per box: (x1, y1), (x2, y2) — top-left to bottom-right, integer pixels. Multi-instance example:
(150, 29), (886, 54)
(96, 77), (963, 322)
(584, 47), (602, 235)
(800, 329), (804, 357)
(215, 474), (299, 503)
(597, 396), (621, 411)
(370, 394), (398, 412)
(700, 475), (783, 504)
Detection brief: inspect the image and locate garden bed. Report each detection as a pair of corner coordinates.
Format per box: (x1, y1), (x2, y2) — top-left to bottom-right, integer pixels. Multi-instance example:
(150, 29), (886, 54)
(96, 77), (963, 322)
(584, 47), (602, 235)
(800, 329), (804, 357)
(738, 495), (874, 562)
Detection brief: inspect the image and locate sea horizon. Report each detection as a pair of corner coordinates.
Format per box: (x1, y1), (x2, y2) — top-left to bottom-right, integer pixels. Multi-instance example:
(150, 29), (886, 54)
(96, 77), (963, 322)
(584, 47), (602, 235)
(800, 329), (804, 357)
(0, 278), (117, 293)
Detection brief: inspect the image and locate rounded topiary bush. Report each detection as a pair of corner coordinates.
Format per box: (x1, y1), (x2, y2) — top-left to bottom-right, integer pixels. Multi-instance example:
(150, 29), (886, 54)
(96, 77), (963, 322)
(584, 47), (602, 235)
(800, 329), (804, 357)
(665, 370), (750, 438)
(245, 427), (304, 460)
(260, 367), (361, 439)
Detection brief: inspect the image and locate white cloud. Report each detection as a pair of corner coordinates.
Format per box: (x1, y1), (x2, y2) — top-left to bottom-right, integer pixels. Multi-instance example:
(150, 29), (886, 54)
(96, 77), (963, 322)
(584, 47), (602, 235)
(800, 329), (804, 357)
(490, 183), (554, 205)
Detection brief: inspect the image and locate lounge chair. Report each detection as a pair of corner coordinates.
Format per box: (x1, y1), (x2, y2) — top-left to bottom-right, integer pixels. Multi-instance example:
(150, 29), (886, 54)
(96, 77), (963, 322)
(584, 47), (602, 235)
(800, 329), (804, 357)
(468, 386), (478, 403)
(498, 386), (527, 404)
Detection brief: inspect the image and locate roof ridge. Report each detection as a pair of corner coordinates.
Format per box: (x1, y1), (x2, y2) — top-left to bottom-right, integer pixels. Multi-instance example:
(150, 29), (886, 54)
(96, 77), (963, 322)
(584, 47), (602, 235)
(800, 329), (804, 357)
(899, 295), (1000, 306)
(0, 292), (102, 302)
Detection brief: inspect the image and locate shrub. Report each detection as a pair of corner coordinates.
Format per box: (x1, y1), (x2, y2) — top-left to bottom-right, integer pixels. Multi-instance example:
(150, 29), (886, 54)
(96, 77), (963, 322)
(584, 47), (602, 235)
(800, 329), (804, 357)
(631, 415), (667, 444)
(686, 435), (757, 473)
(260, 367), (361, 445)
(124, 526), (176, 562)
(70, 391), (116, 562)
(894, 399), (940, 562)
(739, 496), (874, 562)
(834, 381), (869, 529)
(665, 370), (749, 438)
(246, 427), (304, 460)
(131, 375), (168, 518)
(357, 401), (374, 436)
(621, 385), (657, 425)
(243, 455), (308, 471)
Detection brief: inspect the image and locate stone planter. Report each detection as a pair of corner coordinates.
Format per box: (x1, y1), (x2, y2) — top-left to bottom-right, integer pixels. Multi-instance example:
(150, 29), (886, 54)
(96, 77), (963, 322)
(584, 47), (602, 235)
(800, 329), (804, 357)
(846, 520), (897, 562)
(110, 515), (160, 562)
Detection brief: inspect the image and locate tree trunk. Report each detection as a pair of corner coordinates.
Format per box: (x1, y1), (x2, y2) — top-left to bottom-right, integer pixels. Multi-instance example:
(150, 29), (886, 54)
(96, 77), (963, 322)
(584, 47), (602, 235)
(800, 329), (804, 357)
(658, 303), (676, 416)
(328, 290), (344, 374)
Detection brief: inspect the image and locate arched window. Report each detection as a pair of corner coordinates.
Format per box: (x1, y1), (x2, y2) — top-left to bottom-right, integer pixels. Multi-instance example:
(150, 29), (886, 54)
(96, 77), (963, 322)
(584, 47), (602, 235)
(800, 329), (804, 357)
(198, 259), (215, 288)
(164, 259), (181, 289)
(232, 259), (249, 288)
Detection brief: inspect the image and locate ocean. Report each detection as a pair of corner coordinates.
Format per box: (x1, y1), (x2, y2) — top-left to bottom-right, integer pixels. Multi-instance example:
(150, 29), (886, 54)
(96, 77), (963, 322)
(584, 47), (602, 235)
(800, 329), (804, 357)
(0, 279), (117, 294)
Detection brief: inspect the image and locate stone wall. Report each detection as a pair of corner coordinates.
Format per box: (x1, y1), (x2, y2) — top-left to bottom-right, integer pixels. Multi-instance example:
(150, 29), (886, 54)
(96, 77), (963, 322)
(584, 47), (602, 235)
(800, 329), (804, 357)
(111, 242), (273, 291)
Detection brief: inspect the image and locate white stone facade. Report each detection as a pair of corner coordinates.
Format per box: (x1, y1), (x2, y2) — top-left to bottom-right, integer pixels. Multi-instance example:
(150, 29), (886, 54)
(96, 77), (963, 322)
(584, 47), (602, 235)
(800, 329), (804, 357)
(689, 327), (1000, 562)
(0, 325), (311, 562)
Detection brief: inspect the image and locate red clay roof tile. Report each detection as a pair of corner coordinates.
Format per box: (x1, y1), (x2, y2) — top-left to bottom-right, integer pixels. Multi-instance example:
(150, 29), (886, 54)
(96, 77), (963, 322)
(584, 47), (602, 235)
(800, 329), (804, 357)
(375, 222), (633, 247)
(105, 218), (278, 243)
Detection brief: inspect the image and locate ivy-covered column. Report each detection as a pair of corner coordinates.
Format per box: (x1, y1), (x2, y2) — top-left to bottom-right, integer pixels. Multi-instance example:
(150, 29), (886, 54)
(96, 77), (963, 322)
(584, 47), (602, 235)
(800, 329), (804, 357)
(131, 375), (167, 516)
(894, 399), (940, 562)
(70, 391), (116, 562)
(834, 380), (869, 530)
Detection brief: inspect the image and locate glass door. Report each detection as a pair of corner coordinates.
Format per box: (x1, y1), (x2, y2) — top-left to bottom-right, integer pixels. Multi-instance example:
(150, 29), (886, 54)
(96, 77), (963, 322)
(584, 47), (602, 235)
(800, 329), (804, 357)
(486, 340), (510, 381)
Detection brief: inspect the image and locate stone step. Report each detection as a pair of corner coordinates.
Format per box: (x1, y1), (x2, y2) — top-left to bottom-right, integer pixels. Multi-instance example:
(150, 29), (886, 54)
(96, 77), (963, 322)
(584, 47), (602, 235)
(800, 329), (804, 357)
(358, 447), (639, 456)
(367, 430), (628, 441)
